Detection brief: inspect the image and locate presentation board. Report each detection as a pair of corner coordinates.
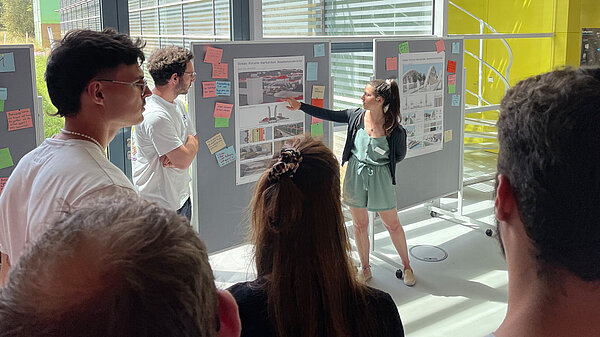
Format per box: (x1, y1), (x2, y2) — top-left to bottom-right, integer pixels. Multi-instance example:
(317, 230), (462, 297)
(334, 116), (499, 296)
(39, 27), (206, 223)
(0, 45), (39, 195)
(374, 37), (465, 210)
(191, 41), (332, 252)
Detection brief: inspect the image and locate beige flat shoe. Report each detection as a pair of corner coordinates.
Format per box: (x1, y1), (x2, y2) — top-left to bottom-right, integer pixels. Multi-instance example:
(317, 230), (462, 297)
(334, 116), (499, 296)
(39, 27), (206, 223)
(403, 268), (416, 286)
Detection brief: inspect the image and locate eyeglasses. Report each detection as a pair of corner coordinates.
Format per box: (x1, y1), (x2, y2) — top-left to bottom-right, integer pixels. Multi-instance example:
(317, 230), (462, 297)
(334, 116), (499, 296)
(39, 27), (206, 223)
(97, 78), (148, 96)
(183, 71), (196, 78)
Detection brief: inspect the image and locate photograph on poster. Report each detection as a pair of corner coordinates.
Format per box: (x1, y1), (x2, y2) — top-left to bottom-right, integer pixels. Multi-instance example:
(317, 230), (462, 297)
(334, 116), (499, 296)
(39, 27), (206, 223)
(234, 55), (306, 185)
(399, 51), (445, 159)
(424, 133), (443, 145)
(240, 142), (272, 161)
(274, 122), (304, 139)
(424, 109), (442, 121)
(240, 127), (273, 144)
(238, 69), (303, 106)
(236, 103), (305, 129)
(405, 125), (416, 138)
(401, 62), (443, 94)
(240, 158), (272, 178)
(401, 111), (420, 125)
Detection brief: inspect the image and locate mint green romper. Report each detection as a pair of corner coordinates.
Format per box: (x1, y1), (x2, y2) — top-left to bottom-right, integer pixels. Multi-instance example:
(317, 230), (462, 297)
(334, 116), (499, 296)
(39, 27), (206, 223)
(343, 128), (397, 212)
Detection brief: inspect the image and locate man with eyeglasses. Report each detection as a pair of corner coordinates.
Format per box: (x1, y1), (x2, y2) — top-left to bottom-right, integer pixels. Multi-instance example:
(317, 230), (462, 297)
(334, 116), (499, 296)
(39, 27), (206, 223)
(131, 47), (198, 220)
(0, 28), (150, 285)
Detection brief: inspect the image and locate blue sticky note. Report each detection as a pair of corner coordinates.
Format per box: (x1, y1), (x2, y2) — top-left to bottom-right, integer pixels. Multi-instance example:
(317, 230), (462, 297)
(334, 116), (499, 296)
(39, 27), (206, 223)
(452, 42), (460, 54)
(215, 81), (231, 96)
(215, 145), (236, 167)
(307, 62), (318, 81)
(0, 53), (15, 73)
(451, 94), (460, 107)
(314, 43), (325, 57)
(0, 88), (6, 101)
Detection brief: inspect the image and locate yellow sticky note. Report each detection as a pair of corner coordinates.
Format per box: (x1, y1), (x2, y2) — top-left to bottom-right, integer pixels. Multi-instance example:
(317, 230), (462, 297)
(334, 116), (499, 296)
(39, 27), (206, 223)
(311, 85), (325, 100)
(444, 129), (453, 143)
(205, 133), (226, 154)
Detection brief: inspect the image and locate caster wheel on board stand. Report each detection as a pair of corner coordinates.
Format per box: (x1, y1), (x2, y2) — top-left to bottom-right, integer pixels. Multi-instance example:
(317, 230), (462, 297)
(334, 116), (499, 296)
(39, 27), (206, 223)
(395, 269), (403, 279)
(485, 229), (494, 237)
(430, 211), (438, 217)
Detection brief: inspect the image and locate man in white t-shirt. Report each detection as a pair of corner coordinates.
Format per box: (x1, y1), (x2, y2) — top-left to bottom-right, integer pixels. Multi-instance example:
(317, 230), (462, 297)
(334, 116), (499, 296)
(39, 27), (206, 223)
(0, 28), (151, 286)
(131, 47), (198, 220)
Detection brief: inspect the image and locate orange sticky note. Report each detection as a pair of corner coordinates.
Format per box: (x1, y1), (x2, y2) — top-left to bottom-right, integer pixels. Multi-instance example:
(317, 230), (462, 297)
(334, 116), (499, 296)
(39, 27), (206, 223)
(0, 177), (7, 196)
(212, 63), (228, 79)
(311, 98), (323, 108)
(386, 57), (397, 71)
(214, 102), (233, 118)
(435, 39), (445, 53)
(202, 81), (217, 98)
(204, 46), (223, 64)
(447, 60), (456, 73)
(6, 108), (33, 131)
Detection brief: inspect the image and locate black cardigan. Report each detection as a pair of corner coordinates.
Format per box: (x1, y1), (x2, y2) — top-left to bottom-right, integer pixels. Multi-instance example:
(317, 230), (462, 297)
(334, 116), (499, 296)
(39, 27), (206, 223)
(300, 102), (406, 185)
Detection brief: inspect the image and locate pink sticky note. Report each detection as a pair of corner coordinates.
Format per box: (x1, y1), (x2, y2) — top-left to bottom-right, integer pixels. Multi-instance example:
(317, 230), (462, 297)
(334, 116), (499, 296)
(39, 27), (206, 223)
(212, 63), (228, 79)
(204, 47), (223, 64)
(214, 102), (233, 118)
(311, 116), (323, 124)
(0, 177), (7, 196)
(202, 81), (217, 98)
(447, 60), (456, 73)
(448, 74), (456, 85)
(435, 39), (445, 53)
(6, 108), (33, 131)
(386, 57), (397, 71)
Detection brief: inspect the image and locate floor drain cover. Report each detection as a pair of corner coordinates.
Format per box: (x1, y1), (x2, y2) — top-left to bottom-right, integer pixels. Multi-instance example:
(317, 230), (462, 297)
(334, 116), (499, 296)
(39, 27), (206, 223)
(409, 245), (448, 262)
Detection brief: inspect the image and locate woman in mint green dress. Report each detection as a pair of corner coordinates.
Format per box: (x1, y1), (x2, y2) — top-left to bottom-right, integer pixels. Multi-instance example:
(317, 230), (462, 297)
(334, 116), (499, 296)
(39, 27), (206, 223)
(284, 79), (415, 286)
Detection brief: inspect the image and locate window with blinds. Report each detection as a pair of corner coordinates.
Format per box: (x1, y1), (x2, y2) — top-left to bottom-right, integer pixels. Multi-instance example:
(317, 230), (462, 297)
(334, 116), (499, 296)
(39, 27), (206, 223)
(263, 0), (433, 110)
(58, 0), (101, 35)
(128, 0), (230, 55)
(263, 0), (433, 37)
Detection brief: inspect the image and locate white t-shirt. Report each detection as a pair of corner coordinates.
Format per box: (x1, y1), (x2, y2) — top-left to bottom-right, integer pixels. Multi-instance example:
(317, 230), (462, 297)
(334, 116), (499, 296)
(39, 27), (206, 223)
(131, 95), (196, 210)
(0, 138), (134, 263)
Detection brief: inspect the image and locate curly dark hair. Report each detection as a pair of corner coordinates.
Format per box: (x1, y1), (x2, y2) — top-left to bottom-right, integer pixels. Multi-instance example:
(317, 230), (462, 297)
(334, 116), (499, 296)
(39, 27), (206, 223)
(497, 66), (600, 281)
(147, 46), (194, 86)
(45, 28), (146, 117)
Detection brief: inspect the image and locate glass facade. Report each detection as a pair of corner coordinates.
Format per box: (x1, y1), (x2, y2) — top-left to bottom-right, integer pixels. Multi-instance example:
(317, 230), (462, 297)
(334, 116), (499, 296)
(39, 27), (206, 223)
(128, 0), (231, 52)
(58, 0), (101, 34)
(262, 0), (433, 110)
(263, 0), (433, 37)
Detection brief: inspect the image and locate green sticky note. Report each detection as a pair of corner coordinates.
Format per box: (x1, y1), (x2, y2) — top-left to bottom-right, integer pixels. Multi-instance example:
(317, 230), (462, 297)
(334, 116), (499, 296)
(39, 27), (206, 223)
(448, 84), (456, 94)
(0, 148), (14, 169)
(215, 117), (229, 128)
(0, 100), (4, 112)
(311, 122), (323, 137)
(399, 42), (410, 53)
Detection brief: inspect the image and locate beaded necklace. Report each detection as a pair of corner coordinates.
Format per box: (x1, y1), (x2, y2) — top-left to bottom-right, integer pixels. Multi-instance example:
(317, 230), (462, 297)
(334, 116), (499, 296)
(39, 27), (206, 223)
(60, 128), (103, 150)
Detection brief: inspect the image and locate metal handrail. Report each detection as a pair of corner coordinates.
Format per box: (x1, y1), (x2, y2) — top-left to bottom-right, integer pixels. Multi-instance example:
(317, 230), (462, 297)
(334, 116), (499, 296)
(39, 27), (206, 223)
(448, 0), (513, 107)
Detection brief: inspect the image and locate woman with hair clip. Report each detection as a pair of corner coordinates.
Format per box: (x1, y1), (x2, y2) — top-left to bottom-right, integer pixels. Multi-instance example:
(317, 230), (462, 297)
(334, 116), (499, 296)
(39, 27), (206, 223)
(228, 135), (404, 337)
(283, 79), (414, 286)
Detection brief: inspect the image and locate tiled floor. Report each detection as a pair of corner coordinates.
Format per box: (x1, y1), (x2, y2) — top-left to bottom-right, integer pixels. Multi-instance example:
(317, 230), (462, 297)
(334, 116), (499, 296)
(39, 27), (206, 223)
(209, 151), (506, 337)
